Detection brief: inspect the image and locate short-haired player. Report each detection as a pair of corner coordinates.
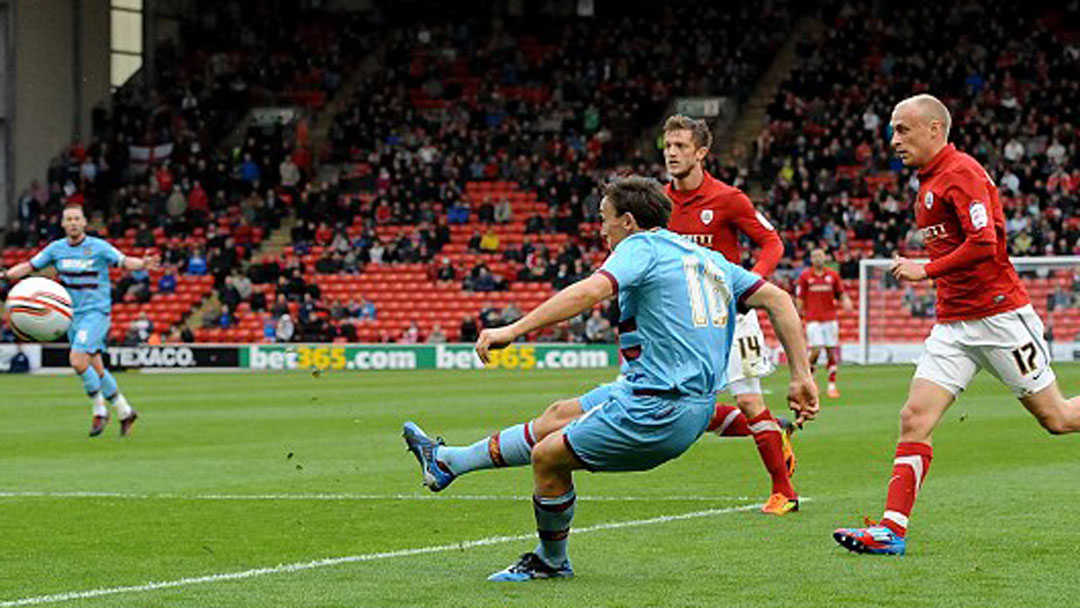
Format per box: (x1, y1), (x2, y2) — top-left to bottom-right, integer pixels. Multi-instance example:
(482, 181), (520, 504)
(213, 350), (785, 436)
(405, 176), (818, 581)
(833, 94), (1080, 555)
(2, 205), (159, 436)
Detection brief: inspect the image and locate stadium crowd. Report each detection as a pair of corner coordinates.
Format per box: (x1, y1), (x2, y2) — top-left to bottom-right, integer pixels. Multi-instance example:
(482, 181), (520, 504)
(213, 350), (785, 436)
(4, 1), (375, 265)
(752, 0), (1080, 283)
(4, 0), (1079, 346)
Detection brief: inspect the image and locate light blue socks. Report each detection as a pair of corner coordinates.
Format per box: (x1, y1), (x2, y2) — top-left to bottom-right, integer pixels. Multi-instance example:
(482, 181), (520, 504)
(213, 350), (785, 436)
(438, 422), (536, 475)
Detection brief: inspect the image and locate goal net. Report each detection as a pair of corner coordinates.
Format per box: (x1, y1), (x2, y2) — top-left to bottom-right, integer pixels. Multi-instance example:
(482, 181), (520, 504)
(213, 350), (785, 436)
(857, 256), (1080, 365)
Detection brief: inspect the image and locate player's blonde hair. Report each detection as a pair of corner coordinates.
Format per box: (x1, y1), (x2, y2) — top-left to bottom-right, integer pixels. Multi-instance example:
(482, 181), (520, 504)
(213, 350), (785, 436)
(663, 114), (713, 150)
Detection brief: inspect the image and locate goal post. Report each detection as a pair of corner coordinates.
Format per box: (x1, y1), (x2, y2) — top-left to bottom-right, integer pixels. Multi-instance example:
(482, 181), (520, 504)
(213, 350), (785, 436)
(857, 256), (1080, 365)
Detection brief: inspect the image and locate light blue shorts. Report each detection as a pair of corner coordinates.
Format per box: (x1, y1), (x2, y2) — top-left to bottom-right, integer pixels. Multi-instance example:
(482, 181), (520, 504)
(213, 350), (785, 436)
(68, 310), (110, 354)
(578, 383), (613, 412)
(564, 382), (713, 472)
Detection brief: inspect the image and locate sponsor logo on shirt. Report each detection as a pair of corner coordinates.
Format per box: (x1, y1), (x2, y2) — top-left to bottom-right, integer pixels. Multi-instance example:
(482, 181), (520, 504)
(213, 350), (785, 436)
(676, 233), (714, 247)
(920, 223), (948, 241)
(58, 258), (95, 272)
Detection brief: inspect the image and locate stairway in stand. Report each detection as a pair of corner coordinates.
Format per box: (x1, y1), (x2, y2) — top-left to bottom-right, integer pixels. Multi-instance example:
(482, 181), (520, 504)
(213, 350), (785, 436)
(717, 16), (823, 201)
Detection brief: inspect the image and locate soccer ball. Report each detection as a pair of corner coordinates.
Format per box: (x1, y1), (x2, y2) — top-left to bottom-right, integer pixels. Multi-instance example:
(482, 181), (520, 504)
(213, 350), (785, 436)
(4, 277), (73, 342)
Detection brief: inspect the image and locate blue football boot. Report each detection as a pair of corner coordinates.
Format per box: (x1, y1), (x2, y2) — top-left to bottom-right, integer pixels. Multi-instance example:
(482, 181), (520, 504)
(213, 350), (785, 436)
(402, 421), (455, 492)
(487, 552), (574, 582)
(833, 519), (907, 555)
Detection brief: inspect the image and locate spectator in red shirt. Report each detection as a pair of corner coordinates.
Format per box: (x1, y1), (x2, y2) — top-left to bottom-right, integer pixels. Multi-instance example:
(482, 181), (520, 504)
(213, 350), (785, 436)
(155, 163), (174, 193)
(188, 180), (209, 218)
(374, 201), (392, 224)
(315, 222), (334, 246)
(234, 219), (254, 248)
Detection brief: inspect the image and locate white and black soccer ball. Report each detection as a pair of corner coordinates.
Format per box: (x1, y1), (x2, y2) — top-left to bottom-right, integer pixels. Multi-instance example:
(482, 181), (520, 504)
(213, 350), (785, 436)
(4, 277), (74, 342)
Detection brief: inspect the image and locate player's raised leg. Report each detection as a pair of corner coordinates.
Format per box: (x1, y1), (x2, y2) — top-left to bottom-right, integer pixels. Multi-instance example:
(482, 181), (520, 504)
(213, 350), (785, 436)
(403, 395), (589, 491)
(1021, 383), (1080, 434)
(974, 307), (1080, 435)
(834, 377), (954, 555)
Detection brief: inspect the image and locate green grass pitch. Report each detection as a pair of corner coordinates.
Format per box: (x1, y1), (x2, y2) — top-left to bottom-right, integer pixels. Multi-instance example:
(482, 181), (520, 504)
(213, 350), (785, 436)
(1, 364), (1078, 607)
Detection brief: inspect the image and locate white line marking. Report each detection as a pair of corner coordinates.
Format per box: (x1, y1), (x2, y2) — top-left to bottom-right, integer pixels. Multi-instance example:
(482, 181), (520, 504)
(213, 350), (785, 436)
(0, 491), (754, 502)
(0, 499), (808, 607)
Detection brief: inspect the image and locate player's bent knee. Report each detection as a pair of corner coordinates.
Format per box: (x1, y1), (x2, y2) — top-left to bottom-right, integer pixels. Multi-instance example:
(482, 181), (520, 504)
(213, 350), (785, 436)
(69, 352), (89, 373)
(734, 393), (765, 417)
(899, 403), (933, 439)
(530, 435), (559, 469)
(531, 433), (577, 472)
(1035, 413), (1071, 435)
(534, 399), (581, 439)
(1021, 386), (1080, 435)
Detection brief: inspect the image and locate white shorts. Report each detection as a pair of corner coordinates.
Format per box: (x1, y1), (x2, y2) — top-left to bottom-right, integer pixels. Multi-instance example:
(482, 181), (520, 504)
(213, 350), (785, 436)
(806, 320), (839, 348)
(914, 304), (1056, 398)
(725, 310), (776, 396)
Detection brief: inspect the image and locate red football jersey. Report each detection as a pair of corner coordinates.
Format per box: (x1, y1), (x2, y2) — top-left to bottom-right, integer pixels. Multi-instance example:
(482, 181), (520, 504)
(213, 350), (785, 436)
(666, 172), (783, 277)
(915, 144), (1029, 322)
(797, 267), (844, 322)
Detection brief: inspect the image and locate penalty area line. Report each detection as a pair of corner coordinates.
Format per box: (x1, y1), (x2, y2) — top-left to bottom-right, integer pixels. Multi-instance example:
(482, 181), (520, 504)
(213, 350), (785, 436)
(0, 498), (809, 607)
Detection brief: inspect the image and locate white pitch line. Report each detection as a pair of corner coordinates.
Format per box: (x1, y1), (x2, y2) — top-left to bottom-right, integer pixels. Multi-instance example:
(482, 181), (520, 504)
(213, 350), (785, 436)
(0, 491), (754, 502)
(0, 499), (803, 607)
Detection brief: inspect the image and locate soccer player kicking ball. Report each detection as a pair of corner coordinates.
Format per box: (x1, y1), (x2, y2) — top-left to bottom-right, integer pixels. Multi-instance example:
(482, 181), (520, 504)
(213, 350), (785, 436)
(796, 248), (852, 399)
(407, 118), (802, 516)
(406, 177), (818, 581)
(833, 94), (1080, 556)
(2, 205), (159, 436)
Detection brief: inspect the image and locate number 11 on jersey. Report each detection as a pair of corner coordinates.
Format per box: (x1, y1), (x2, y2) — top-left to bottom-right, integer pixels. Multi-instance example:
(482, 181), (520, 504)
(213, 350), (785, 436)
(682, 254), (731, 328)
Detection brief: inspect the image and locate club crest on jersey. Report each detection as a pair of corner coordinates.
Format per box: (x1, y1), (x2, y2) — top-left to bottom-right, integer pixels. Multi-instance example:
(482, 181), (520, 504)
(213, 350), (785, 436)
(700, 209), (714, 225)
(924, 192), (934, 209)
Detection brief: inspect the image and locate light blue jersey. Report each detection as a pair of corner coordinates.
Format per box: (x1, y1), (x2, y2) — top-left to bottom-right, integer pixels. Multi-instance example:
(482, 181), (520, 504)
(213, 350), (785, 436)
(597, 228), (764, 398)
(30, 236), (125, 315)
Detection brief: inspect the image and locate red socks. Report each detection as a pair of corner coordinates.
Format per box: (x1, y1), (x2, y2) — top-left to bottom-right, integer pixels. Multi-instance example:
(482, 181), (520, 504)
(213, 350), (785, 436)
(748, 409), (796, 499)
(707, 404), (751, 436)
(881, 442), (933, 537)
(706, 404), (796, 499)
(827, 348), (838, 384)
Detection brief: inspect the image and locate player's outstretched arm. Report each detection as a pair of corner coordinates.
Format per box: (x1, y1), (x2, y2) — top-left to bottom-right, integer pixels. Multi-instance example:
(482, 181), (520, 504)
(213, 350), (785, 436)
(744, 282), (819, 426)
(475, 273), (613, 363)
(122, 252), (161, 272)
(1, 262), (35, 282)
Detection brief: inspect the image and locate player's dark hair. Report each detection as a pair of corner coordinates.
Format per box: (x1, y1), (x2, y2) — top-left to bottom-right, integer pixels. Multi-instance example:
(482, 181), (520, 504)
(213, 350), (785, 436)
(603, 176), (672, 230)
(663, 114), (712, 150)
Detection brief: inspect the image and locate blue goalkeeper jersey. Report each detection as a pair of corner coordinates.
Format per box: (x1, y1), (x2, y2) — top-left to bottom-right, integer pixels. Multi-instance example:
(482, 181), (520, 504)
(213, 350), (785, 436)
(597, 229), (764, 397)
(30, 236), (125, 314)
